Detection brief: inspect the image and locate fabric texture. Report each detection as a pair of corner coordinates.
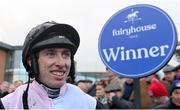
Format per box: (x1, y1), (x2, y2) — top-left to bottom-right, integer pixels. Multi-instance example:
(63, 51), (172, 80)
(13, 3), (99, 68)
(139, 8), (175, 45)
(1, 80), (96, 109)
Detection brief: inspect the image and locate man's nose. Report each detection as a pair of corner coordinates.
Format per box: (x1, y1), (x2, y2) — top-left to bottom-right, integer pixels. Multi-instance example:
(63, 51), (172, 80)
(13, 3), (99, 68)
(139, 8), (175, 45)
(177, 94), (180, 98)
(54, 55), (66, 66)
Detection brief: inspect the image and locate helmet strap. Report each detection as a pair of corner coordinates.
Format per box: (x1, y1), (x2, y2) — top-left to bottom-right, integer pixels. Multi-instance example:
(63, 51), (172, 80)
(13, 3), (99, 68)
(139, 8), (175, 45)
(67, 56), (75, 84)
(23, 73), (31, 109)
(29, 54), (39, 78)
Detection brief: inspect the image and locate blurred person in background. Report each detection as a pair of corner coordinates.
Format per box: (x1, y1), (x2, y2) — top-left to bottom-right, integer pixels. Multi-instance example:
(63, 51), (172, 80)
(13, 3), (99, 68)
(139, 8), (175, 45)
(105, 83), (134, 109)
(161, 65), (175, 94)
(99, 78), (109, 86)
(84, 80), (96, 97)
(148, 81), (169, 108)
(129, 74), (159, 108)
(155, 80), (180, 109)
(8, 84), (16, 93)
(76, 80), (88, 93)
(163, 65), (175, 82)
(122, 78), (134, 101)
(95, 81), (108, 107)
(105, 67), (125, 88)
(76, 79), (95, 97)
(0, 81), (10, 98)
(14, 80), (24, 88)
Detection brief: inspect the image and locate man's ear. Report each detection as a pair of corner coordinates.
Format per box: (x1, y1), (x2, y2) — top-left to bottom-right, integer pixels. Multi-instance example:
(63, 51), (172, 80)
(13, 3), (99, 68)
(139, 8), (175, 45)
(27, 57), (31, 67)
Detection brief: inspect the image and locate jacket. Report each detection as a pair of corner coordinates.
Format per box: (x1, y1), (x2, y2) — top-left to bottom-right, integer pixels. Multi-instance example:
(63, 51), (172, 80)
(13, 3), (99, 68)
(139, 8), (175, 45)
(109, 96), (134, 109)
(1, 80), (97, 109)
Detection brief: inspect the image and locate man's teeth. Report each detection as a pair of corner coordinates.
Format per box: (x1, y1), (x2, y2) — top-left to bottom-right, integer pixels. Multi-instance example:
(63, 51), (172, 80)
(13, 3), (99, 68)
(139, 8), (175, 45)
(53, 72), (64, 76)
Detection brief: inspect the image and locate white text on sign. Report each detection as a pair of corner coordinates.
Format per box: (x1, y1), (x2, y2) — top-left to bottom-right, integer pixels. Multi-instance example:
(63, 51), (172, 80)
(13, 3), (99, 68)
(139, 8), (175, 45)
(102, 45), (169, 62)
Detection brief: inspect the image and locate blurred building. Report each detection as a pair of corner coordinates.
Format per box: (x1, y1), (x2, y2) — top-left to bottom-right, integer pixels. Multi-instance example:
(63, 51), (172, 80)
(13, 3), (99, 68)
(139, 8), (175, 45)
(0, 42), (27, 83)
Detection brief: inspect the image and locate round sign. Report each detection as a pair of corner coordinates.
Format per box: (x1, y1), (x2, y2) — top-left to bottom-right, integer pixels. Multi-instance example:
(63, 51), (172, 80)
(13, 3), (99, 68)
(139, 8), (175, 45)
(98, 4), (177, 78)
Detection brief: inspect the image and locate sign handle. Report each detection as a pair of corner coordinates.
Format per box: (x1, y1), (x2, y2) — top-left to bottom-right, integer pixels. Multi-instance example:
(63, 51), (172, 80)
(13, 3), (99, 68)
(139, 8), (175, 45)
(133, 78), (141, 108)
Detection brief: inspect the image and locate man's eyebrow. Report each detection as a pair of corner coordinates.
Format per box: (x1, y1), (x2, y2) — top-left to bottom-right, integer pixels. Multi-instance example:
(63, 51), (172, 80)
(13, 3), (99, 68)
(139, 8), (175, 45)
(63, 48), (71, 52)
(44, 48), (54, 52)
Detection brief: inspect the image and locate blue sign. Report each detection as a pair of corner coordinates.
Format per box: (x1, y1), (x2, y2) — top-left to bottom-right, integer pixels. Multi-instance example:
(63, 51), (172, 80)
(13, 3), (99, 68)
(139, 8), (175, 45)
(98, 4), (177, 78)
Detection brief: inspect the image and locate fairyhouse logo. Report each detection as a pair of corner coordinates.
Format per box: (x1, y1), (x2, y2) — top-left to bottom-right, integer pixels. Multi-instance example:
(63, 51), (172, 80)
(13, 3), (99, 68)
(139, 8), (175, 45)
(124, 9), (141, 24)
(112, 8), (157, 37)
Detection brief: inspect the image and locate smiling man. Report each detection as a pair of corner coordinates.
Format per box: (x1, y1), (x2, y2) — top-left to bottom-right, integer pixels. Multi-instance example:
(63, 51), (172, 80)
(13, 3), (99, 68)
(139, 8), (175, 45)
(0, 21), (104, 109)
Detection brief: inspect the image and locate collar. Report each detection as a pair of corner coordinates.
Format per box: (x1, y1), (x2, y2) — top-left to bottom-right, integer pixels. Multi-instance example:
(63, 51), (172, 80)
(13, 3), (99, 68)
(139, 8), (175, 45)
(31, 80), (68, 98)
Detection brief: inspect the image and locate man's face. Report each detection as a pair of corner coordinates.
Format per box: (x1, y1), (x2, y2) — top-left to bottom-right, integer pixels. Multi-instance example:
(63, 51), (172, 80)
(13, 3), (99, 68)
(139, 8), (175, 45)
(171, 89), (180, 106)
(176, 69), (180, 75)
(0, 83), (9, 93)
(37, 48), (71, 88)
(14, 81), (23, 88)
(96, 85), (105, 97)
(164, 72), (175, 81)
(150, 96), (166, 105)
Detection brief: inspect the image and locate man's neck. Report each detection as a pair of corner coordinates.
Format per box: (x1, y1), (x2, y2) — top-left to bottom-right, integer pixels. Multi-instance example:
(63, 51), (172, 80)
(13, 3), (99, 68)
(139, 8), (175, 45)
(35, 79), (60, 99)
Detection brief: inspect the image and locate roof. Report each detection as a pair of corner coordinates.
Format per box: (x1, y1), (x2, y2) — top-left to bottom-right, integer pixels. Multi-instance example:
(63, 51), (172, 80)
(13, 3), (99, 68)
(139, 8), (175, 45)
(0, 41), (14, 51)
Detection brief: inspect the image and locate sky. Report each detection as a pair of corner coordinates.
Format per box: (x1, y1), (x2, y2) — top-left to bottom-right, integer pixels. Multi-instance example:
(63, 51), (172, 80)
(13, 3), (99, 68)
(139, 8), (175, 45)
(0, 0), (179, 72)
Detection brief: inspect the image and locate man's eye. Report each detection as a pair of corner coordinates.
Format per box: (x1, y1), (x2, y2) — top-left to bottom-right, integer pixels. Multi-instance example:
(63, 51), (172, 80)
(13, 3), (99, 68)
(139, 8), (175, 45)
(46, 52), (55, 57)
(63, 52), (71, 58)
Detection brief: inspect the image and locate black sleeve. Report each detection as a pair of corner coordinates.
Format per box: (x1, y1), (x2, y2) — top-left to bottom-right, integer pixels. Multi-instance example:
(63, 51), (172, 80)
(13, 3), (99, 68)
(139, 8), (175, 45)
(0, 99), (5, 109)
(112, 96), (134, 109)
(96, 100), (108, 109)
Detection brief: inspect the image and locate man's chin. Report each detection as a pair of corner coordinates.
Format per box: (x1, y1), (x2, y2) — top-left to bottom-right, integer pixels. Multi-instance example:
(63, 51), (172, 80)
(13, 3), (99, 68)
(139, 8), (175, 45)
(53, 81), (65, 88)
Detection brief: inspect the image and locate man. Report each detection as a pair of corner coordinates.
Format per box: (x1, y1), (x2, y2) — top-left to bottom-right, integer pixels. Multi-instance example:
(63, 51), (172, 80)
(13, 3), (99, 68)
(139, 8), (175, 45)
(148, 81), (169, 108)
(0, 81), (10, 98)
(163, 65), (175, 82)
(105, 83), (134, 109)
(14, 80), (24, 88)
(0, 21), (104, 109)
(76, 80), (88, 92)
(155, 80), (180, 109)
(105, 67), (125, 88)
(161, 65), (175, 95)
(8, 83), (16, 93)
(122, 78), (134, 101)
(95, 81), (108, 107)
